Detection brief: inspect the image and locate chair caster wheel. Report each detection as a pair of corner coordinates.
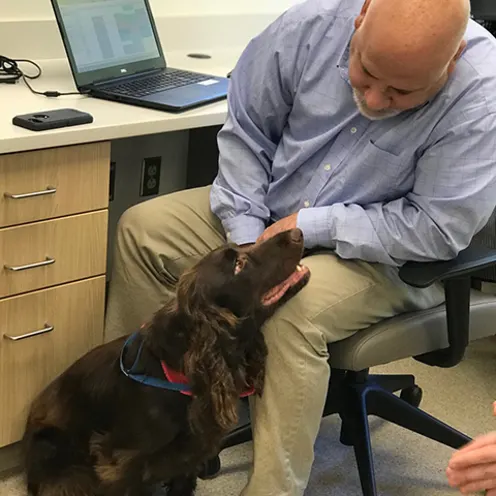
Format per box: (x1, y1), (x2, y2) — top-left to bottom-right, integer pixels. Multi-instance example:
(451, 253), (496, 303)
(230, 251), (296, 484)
(198, 455), (221, 480)
(400, 385), (423, 407)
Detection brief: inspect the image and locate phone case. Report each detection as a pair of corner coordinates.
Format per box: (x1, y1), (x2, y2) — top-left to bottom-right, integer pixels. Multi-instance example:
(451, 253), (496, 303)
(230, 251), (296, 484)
(12, 108), (93, 132)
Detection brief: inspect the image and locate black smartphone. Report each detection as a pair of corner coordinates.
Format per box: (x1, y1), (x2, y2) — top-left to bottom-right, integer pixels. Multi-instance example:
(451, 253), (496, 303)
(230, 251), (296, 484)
(12, 108), (93, 131)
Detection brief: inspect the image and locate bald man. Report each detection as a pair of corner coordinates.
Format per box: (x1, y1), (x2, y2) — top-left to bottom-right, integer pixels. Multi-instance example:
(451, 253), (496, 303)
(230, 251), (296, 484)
(104, 0), (496, 494)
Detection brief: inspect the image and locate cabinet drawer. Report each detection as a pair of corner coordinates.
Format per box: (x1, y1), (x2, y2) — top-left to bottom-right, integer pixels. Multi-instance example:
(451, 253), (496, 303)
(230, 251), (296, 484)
(0, 142), (110, 228)
(0, 276), (105, 447)
(0, 210), (107, 298)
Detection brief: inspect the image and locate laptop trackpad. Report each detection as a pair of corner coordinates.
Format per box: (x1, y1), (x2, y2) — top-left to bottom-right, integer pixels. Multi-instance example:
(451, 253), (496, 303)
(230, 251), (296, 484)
(143, 80), (229, 108)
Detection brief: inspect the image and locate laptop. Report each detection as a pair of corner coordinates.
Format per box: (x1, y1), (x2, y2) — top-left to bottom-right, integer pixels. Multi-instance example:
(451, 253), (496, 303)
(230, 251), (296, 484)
(50, 0), (229, 112)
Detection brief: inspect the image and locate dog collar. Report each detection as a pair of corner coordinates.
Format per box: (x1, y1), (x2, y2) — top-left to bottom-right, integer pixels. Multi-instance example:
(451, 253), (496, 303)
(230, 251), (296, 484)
(120, 331), (191, 393)
(120, 331), (255, 398)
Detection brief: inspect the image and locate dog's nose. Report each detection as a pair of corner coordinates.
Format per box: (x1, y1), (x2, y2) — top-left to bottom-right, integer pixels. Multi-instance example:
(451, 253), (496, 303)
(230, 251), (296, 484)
(290, 228), (303, 243)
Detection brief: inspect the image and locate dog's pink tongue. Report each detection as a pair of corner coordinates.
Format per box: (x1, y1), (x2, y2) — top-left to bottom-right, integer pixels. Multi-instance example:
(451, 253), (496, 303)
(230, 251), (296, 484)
(262, 281), (289, 306)
(261, 268), (305, 306)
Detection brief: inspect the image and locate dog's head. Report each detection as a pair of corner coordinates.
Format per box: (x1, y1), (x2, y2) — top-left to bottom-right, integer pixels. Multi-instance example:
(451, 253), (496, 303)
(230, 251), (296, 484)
(147, 229), (310, 439)
(179, 227), (310, 323)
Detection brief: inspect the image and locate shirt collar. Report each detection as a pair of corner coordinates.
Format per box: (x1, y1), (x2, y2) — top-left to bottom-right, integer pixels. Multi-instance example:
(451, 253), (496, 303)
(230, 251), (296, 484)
(336, 17), (355, 86)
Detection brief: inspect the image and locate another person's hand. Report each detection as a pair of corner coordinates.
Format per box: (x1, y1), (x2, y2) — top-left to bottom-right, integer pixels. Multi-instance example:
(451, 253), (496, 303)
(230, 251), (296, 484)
(257, 213), (298, 244)
(446, 402), (496, 494)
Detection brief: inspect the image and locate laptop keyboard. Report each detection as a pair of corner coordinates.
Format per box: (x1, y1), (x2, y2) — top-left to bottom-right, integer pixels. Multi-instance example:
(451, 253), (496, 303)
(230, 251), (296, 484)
(107, 69), (211, 97)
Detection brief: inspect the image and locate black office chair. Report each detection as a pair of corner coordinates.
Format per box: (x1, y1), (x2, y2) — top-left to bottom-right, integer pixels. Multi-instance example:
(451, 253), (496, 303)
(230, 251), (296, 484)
(200, 211), (496, 496)
(472, 0), (496, 20)
(472, 0), (496, 34)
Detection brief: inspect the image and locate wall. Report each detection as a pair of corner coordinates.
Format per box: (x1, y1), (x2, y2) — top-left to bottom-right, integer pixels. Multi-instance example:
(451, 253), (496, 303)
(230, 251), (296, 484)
(106, 132), (189, 276)
(0, 0), (302, 60)
(2, 0), (302, 19)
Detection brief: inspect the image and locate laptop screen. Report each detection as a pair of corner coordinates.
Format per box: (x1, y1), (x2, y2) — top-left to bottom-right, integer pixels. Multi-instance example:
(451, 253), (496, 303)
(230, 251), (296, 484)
(52, 0), (166, 87)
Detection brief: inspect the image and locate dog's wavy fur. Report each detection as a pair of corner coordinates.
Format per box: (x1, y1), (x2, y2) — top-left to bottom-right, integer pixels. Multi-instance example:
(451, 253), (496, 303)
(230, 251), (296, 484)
(22, 229), (309, 496)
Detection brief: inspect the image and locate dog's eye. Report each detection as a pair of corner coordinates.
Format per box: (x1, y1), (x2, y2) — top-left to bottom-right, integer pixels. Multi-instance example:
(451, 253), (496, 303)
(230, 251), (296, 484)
(234, 257), (246, 275)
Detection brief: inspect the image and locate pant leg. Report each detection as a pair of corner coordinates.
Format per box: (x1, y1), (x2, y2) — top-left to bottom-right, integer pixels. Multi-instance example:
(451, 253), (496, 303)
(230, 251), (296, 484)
(242, 252), (445, 496)
(104, 184), (445, 495)
(104, 185), (224, 342)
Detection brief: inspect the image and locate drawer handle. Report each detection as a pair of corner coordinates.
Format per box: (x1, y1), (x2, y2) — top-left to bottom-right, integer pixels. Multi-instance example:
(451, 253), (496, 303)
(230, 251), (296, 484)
(4, 186), (57, 200)
(4, 256), (55, 272)
(4, 323), (54, 341)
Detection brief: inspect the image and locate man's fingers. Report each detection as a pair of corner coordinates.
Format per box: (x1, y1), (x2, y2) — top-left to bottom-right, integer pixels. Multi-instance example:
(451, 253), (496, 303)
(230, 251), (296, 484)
(257, 226), (279, 243)
(258, 233), (270, 243)
(449, 444), (496, 469)
(256, 231), (270, 244)
(451, 433), (496, 457)
(447, 461), (496, 485)
(456, 476), (496, 494)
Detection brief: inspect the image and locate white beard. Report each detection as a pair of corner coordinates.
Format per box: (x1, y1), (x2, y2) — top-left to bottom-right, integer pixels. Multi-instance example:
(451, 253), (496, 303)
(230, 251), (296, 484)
(352, 88), (402, 121)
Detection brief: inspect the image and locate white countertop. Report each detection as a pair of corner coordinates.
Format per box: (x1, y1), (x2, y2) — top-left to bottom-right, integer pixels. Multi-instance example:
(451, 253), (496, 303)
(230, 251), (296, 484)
(0, 49), (241, 155)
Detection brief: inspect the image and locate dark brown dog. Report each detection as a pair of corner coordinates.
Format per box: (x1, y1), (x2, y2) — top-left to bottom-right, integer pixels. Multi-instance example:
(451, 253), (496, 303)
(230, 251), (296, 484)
(22, 228), (310, 496)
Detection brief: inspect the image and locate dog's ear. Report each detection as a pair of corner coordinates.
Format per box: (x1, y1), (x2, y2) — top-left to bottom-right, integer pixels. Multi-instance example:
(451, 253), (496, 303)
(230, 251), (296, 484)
(144, 266), (200, 359)
(144, 300), (190, 362)
(183, 307), (241, 439)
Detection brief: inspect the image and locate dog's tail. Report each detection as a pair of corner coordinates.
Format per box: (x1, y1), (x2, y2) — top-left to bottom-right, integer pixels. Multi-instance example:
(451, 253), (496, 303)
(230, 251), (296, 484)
(23, 425), (96, 495)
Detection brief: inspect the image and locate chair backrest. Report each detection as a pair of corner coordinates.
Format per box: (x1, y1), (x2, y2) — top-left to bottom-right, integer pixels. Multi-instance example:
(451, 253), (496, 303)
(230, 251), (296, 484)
(471, 0), (496, 20)
(472, 209), (496, 282)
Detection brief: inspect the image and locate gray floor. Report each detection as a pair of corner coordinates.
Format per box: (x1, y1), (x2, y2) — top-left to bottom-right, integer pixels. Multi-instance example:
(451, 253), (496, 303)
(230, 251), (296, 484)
(2, 336), (495, 496)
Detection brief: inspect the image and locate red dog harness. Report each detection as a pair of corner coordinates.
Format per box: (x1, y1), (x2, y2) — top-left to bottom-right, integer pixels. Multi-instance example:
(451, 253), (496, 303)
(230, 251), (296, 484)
(161, 362), (256, 397)
(120, 331), (255, 397)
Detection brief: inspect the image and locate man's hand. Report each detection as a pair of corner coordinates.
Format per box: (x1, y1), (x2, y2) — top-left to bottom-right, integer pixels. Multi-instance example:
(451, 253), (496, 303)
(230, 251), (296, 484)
(446, 402), (496, 494)
(257, 213), (298, 244)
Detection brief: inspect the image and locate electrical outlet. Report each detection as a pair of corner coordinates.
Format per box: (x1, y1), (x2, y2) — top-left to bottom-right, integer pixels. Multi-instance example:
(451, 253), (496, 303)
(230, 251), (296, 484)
(140, 157), (161, 197)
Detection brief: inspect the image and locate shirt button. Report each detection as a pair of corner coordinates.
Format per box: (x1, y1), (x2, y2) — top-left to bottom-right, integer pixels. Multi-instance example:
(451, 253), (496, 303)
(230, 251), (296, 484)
(351, 127), (357, 134)
(303, 200), (310, 208)
(324, 164), (331, 171)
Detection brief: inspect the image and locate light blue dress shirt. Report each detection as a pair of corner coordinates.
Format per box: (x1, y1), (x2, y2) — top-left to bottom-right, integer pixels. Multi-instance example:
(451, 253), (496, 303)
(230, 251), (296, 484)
(210, 0), (496, 266)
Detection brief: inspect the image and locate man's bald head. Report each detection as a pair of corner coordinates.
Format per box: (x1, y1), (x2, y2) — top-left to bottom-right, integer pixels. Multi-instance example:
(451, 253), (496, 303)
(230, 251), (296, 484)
(349, 0), (470, 120)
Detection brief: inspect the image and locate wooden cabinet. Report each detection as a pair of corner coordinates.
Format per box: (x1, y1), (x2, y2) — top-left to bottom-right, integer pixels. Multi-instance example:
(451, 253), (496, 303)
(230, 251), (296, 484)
(0, 277), (106, 446)
(0, 142), (110, 449)
(0, 142), (110, 228)
(0, 211), (107, 298)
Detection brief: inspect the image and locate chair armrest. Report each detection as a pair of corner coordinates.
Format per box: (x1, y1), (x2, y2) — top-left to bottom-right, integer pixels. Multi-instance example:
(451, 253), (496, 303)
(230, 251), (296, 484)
(399, 244), (496, 289)
(398, 244), (496, 368)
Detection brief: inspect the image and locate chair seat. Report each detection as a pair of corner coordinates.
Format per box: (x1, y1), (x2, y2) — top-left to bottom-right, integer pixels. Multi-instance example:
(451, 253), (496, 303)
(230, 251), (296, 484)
(330, 289), (496, 371)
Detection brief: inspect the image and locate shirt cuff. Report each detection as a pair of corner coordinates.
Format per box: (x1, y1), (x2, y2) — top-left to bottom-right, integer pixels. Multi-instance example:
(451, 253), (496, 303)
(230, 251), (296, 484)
(221, 215), (266, 246)
(296, 207), (336, 249)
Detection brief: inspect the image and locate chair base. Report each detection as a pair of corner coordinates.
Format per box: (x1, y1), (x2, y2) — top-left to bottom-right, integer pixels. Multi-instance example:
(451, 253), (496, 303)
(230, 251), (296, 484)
(198, 456), (221, 480)
(339, 370), (470, 495)
(203, 369), (471, 495)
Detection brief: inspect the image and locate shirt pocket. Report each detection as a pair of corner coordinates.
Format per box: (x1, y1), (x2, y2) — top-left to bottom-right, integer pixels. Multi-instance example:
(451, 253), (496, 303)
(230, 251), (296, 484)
(340, 140), (414, 203)
(363, 139), (406, 178)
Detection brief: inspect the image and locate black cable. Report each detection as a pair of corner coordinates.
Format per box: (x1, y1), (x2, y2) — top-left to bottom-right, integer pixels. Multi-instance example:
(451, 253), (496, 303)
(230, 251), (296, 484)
(0, 55), (88, 97)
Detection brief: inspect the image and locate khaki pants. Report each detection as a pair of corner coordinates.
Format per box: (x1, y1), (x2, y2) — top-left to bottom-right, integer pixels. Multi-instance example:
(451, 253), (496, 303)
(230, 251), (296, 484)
(104, 186), (445, 496)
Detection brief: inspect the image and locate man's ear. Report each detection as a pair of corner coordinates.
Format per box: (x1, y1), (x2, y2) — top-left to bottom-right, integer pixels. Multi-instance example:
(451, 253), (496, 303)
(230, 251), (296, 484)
(183, 308), (241, 440)
(355, 0), (373, 30)
(447, 40), (467, 76)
